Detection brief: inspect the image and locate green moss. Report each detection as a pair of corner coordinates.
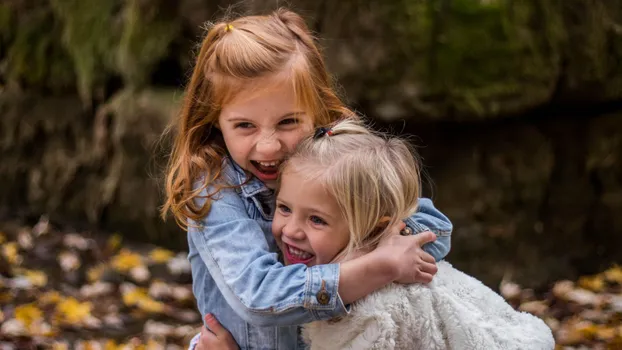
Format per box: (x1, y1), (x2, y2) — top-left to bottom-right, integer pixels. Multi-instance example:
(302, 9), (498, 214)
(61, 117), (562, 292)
(6, 7), (75, 90)
(116, 0), (179, 88)
(375, 0), (566, 117)
(50, 0), (120, 104)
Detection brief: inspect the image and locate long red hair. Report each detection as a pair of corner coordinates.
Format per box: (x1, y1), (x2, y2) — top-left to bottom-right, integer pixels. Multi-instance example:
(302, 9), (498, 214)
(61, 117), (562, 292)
(162, 8), (355, 229)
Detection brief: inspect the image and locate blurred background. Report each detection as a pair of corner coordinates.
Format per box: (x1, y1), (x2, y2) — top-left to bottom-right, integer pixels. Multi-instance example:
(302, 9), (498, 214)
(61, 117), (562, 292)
(1, 0), (622, 347)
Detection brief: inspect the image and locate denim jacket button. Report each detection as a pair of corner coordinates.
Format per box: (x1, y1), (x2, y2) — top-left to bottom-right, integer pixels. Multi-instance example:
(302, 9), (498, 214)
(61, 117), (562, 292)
(316, 290), (330, 305)
(400, 226), (413, 236)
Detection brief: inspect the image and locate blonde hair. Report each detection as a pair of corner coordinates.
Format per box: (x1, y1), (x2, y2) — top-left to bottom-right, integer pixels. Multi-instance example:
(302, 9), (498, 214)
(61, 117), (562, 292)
(283, 118), (422, 261)
(162, 8), (355, 229)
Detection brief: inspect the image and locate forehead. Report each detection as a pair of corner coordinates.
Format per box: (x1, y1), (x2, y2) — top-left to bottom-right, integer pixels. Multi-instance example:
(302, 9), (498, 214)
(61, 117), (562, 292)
(278, 167), (333, 204)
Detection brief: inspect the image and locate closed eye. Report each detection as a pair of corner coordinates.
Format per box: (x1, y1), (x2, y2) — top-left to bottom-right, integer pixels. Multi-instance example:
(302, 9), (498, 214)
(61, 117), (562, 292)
(279, 118), (298, 126)
(234, 122), (254, 129)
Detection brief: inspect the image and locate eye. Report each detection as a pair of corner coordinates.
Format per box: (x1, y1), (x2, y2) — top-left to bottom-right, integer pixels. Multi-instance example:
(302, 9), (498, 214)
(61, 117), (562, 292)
(234, 122), (254, 129)
(279, 118), (298, 126)
(277, 204), (291, 214)
(310, 215), (327, 225)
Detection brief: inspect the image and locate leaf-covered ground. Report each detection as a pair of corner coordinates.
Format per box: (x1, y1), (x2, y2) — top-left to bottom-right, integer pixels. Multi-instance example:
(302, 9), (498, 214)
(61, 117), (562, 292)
(1, 216), (621, 349)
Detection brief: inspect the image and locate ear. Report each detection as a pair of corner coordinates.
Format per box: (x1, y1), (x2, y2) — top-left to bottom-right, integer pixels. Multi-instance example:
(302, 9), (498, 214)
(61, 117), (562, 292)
(375, 216), (392, 229)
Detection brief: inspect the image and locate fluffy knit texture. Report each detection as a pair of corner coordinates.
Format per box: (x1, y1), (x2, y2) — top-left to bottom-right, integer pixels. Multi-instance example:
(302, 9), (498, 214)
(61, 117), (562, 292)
(303, 261), (555, 350)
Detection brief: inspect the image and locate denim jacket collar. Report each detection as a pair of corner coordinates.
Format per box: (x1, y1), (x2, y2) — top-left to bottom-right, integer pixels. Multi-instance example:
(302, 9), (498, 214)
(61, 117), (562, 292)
(225, 158), (272, 198)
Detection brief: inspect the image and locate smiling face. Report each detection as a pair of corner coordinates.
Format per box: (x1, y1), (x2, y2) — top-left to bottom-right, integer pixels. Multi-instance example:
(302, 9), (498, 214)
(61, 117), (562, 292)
(272, 166), (351, 266)
(218, 75), (314, 189)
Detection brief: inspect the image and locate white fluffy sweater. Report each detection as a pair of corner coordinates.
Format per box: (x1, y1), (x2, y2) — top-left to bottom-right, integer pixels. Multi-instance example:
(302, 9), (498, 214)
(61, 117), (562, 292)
(303, 261), (554, 350)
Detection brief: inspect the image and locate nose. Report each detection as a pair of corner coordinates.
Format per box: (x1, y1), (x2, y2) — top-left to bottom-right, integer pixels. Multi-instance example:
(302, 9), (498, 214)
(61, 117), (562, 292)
(282, 218), (306, 242)
(255, 131), (282, 156)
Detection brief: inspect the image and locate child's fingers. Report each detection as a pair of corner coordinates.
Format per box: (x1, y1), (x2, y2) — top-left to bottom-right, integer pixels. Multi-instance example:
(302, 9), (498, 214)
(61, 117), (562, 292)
(205, 313), (228, 338)
(420, 261), (438, 276)
(420, 250), (435, 264)
(416, 271), (435, 284)
(413, 231), (437, 246)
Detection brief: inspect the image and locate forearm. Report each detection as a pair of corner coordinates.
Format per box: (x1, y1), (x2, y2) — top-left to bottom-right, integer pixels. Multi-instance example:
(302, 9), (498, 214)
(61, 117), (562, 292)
(338, 252), (396, 304)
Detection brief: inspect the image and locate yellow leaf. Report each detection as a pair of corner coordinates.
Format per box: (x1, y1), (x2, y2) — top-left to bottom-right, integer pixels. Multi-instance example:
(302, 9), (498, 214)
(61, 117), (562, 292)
(145, 338), (165, 350)
(40, 291), (62, 305)
(14, 269), (48, 288)
(595, 326), (616, 341)
(55, 297), (93, 325)
(149, 248), (174, 264)
(104, 339), (118, 350)
(107, 233), (123, 252)
(111, 249), (143, 273)
(604, 265), (622, 284)
(87, 264), (106, 283)
(0, 231), (5, 244)
(578, 275), (605, 292)
(122, 287), (164, 313)
(15, 303), (43, 327)
(52, 342), (69, 350)
(2, 242), (21, 265)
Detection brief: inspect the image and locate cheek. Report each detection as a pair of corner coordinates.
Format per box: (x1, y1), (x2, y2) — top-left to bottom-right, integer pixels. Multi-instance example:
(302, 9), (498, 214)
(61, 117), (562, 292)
(271, 215), (284, 240)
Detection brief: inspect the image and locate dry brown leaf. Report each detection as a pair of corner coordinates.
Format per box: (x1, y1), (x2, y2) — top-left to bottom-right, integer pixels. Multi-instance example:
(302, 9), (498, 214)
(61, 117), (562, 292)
(63, 233), (90, 250)
(80, 281), (114, 299)
(499, 280), (522, 300)
(518, 300), (549, 316)
(58, 251), (81, 272)
(167, 253), (191, 275)
(17, 229), (33, 250)
(130, 265), (151, 283)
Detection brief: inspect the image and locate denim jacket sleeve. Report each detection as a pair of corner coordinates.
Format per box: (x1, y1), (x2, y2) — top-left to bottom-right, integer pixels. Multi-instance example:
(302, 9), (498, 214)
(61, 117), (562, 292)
(404, 198), (452, 262)
(188, 186), (348, 327)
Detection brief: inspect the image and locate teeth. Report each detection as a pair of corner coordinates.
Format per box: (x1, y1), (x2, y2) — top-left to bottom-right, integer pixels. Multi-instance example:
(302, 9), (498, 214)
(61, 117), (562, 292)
(258, 161), (279, 167)
(288, 245), (312, 260)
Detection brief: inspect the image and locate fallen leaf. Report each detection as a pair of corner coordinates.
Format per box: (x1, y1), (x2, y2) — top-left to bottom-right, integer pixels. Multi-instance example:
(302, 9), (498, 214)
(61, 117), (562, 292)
(15, 303), (43, 327)
(55, 297), (93, 325)
(17, 229), (33, 250)
(604, 265), (622, 284)
(13, 268), (48, 288)
(111, 249), (143, 273)
(63, 233), (90, 250)
(167, 253), (190, 275)
(80, 281), (114, 299)
(578, 275), (605, 292)
(58, 251), (81, 272)
(107, 233), (123, 252)
(519, 300), (549, 316)
(2, 242), (21, 265)
(149, 248), (174, 264)
(130, 265), (151, 283)
(32, 215), (50, 236)
(87, 264), (106, 283)
(0, 318), (27, 337)
(0, 231), (5, 244)
(499, 280), (522, 300)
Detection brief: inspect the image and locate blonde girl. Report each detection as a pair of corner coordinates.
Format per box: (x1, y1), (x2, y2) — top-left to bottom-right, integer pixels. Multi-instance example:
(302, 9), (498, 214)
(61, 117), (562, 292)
(162, 9), (453, 350)
(271, 118), (554, 349)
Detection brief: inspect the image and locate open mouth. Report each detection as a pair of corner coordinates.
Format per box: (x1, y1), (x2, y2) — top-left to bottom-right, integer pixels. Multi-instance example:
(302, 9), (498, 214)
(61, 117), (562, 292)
(250, 160), (282, 181)
(283, 243), (315, 265)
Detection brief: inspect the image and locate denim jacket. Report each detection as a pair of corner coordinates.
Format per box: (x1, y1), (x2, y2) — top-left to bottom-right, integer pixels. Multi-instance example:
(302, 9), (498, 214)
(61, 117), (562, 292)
(187, 158), (452, 350)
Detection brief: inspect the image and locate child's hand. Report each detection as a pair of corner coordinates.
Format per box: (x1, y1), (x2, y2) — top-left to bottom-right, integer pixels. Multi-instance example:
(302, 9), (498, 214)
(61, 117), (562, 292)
(195, 314), (239, 350)
(378, 224), (438, 284)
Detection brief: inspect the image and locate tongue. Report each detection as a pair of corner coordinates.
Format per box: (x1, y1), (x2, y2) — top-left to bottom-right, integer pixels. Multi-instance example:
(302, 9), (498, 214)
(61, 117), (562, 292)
(255, 163), (278, 174)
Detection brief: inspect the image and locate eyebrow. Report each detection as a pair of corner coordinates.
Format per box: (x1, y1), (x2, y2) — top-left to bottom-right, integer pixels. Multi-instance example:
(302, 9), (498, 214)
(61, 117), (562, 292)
(226, 111), (305, 123)
(278, 198), (337, 221)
